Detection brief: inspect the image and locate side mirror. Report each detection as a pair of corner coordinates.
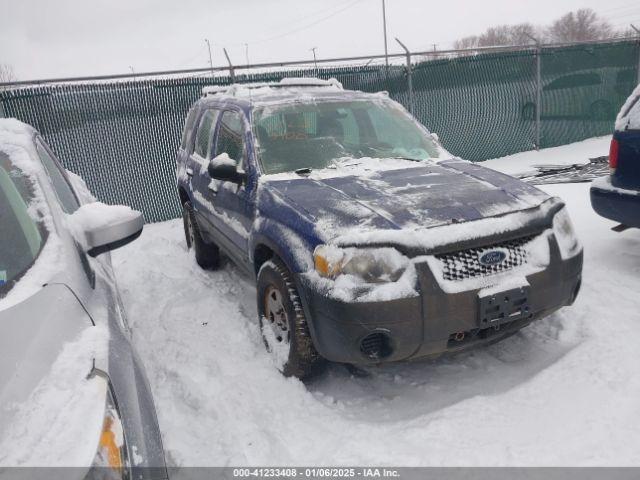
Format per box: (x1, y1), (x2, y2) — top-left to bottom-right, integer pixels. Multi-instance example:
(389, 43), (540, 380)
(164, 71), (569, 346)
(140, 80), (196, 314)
(208, 153), (246, 184)
(67, 202), (144, 257)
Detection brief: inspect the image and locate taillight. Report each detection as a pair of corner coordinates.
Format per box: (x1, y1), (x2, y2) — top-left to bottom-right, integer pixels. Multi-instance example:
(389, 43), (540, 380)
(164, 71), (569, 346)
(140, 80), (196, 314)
(609, 138), (619, 173)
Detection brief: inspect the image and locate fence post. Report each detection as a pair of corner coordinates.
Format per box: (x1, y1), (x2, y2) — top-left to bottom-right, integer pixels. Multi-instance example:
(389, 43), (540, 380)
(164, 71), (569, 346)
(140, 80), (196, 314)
(223, 47), (236, 83)
(395, 37), (414, 115)
(526, 34), (542, 150)
(535, 43), (542, 150)
(632, 25), (640, 85)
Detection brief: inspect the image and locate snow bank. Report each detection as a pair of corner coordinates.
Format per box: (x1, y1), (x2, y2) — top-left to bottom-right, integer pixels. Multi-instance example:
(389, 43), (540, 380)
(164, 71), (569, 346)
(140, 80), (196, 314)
(480, 136), (612, 177)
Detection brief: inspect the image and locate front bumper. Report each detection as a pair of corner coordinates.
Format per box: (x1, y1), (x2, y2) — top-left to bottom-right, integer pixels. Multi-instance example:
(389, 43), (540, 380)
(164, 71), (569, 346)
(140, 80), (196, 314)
(590, 176), (640, 228)
(296, 239), (583, 365)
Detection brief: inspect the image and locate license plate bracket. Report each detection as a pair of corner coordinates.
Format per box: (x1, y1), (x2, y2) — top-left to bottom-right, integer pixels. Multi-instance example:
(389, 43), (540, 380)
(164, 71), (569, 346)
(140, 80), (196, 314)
(478, 285), (530, 327)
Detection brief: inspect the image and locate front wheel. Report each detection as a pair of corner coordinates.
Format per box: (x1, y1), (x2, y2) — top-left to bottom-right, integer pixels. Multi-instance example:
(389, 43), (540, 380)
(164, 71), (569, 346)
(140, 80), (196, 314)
(257, 258), (323, 379)
(182, 201), (220, 269)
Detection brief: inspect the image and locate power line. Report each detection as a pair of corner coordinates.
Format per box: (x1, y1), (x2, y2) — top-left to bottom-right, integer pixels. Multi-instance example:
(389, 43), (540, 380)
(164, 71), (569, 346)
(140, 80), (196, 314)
(243, 0), (365, 46)
(597, 1), (640, 14)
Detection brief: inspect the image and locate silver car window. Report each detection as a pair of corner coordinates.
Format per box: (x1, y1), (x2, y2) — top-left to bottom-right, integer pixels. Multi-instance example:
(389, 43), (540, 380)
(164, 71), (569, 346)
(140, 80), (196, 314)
(0, 151), (47, 297)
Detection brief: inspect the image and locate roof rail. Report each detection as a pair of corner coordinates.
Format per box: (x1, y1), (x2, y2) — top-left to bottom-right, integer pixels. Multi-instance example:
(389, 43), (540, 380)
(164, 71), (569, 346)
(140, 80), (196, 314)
(201, 77), (343, 97)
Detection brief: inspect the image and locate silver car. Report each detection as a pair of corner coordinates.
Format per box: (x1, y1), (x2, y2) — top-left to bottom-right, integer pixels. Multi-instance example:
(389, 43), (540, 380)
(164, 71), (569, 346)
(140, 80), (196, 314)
(0, 119), (167, 479)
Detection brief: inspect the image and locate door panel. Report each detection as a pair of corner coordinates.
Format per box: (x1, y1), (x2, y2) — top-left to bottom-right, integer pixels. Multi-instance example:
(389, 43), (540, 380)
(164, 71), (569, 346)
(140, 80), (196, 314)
(202, 109), (256, 267)
(189, 109), (219, 214)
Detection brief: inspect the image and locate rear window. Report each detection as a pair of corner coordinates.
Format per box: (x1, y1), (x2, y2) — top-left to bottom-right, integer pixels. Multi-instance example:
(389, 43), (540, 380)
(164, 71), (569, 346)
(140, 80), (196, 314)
(616, 88), (640, 131)
(0, 151), (47, 298)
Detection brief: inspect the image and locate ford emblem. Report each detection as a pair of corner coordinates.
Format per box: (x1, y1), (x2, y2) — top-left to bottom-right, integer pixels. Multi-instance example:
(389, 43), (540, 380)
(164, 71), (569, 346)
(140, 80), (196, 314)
(479, 250), (507, 266)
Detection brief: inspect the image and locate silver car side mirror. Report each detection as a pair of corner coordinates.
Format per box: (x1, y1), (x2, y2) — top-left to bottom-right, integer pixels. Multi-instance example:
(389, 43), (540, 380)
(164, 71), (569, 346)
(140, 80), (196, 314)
(67, 203), (144, 257)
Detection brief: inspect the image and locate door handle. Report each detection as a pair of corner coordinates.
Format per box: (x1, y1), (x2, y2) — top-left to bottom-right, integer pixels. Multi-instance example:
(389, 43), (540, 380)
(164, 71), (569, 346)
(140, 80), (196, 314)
(186, 167), (194, 177)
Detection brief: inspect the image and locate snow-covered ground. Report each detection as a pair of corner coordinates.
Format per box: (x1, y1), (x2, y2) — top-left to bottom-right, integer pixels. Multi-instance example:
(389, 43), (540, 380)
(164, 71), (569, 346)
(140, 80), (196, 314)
(112, 137), (640, 466)
(481, 135), (611, 177)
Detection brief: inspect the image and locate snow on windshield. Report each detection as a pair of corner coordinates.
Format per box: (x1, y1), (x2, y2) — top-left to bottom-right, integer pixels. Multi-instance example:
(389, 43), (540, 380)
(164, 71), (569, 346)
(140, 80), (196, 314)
(0, 119), (64, 311)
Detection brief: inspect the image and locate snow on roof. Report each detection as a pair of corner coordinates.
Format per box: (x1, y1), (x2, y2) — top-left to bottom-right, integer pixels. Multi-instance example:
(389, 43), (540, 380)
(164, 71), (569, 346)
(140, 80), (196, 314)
(201, 77), (344, 102)
(0, 119), (40, 177)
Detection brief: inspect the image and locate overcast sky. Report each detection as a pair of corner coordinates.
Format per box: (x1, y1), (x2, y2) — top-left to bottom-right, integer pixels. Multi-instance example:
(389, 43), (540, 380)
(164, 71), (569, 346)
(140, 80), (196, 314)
(1, 0), (639, 81)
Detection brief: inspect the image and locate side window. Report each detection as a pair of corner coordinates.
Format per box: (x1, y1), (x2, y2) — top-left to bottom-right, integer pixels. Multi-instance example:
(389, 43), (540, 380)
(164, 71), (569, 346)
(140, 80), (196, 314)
(181, 108), (199, 150)
(35, 138), (80, 214)
(214, 110), (245, 163)
(194, 110), (219, 158)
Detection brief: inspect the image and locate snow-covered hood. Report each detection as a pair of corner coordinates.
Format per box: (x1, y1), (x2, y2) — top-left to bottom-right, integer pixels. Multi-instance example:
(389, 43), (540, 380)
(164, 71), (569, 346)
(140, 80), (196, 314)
(263, 159), (550, 240)
(0, 283), (108, 466)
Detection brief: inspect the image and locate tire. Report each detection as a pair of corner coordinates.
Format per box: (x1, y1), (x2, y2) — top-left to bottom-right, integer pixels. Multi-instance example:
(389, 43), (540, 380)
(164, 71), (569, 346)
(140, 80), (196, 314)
(182, 201), (220, 269)
(257, 258), (323, 379)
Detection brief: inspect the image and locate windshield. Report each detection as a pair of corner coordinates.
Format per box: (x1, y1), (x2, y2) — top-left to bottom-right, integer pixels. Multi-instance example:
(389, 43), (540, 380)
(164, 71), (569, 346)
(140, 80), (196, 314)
(253, 99), (442, 174)
(0, 151), (47, 298)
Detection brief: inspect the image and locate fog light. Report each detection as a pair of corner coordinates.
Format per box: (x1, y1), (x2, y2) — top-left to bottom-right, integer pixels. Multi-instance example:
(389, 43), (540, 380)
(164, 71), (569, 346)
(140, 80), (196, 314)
(360, 332), (393, 360)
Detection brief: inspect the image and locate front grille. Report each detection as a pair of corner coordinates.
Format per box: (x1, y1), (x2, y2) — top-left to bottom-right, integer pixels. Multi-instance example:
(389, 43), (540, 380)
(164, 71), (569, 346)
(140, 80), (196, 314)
(434, 234), (536, 281)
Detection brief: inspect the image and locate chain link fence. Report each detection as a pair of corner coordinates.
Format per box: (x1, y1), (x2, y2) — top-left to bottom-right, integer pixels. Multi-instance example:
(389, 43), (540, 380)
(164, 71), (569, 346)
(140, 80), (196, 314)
(1, 39), (638, 222)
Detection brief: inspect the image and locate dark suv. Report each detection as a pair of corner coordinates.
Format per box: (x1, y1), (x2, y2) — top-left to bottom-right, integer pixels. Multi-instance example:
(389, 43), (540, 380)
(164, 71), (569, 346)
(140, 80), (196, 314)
(176, 78), (583, 379)
(590, 84), (640, 230)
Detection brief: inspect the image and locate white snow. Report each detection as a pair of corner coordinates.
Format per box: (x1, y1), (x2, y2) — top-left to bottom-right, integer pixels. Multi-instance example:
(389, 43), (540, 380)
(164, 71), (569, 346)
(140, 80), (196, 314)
(592, 175), (640, 197)
(615, 83), (640, 131)
(0, 325), (109, 466)
(0, 119), (65, 312)
(67, 202), (138, 232)
(480, 136), (612, 177)
(65, 202), (140, 251)
(107, 135), (640, 466)
(66, 169), (96, 205)
(261, 158), (433, 181)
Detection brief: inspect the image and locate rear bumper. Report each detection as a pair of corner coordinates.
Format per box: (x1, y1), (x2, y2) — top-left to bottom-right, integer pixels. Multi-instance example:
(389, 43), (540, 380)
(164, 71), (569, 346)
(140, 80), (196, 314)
(590, 176), (640, 228)
(296, 241), (583, 365)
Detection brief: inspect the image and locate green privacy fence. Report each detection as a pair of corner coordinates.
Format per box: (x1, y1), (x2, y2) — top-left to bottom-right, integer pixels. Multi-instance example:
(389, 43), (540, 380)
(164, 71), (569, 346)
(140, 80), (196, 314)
(1, 39), (638, 222)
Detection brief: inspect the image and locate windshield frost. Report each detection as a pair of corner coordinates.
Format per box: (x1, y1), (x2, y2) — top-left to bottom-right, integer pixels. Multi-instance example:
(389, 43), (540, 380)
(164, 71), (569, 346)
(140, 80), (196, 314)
(253, 99), (441, 174)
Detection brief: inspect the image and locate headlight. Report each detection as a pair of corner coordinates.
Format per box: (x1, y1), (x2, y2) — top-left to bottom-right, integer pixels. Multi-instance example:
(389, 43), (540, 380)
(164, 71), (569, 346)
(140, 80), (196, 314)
(552, 207), (581, 259)
(86, 386), (128, 480)
(314, 245), (409, 283)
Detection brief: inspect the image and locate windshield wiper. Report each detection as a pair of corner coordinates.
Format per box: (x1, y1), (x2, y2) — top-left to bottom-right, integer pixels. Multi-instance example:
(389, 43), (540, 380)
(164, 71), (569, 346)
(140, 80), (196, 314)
(295, 167), (313, 176)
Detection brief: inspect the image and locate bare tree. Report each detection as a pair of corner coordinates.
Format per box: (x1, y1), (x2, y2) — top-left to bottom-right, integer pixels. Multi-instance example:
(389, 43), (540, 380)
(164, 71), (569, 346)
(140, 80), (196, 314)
(546, 9), (614, 43)
(453, 9), (625, 52)
(454, 35), (480, 50)
(454, 23), (539, 50)
(0, 64), (16, 85)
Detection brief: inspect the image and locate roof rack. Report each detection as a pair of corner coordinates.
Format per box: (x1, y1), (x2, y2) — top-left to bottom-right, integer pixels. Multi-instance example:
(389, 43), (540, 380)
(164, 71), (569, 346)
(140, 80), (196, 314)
(201, 77), (343, 98)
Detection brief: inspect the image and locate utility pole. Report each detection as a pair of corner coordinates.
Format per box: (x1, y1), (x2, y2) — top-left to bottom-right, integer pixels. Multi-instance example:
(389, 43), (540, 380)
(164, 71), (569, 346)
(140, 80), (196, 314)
(310, 47), (318, 77)
(382, 0), (389, 67)
(204, 38), (214, 76)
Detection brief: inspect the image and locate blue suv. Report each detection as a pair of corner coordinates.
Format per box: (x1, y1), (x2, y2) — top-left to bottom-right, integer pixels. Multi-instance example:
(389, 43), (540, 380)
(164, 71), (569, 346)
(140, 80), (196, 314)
(176, 78), (583, 379)
(591, 84), (640, 230)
